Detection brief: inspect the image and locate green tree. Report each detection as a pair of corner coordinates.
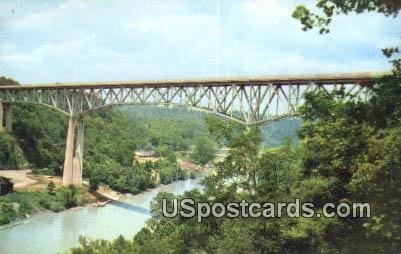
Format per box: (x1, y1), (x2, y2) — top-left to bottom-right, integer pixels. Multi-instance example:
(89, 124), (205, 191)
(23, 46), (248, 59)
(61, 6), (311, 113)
(0, 76), (20, 86)
(292, 0), (401, 74)
(60, 185), (81, 208)
(292, 1), (400, 34)
(88, 176), (100, 192)
(47, 181), (55, 195)
(291, 2), (401, 251)
(155, 145), (177, 163)
(204, 114), (244, 146)
(191, 136), (215, 168)
(0, 132), (26, 169)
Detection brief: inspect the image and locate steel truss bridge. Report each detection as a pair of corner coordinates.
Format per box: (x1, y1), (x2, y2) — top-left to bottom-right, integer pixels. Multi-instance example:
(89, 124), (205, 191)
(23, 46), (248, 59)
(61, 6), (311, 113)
(0, 72), (382, 186)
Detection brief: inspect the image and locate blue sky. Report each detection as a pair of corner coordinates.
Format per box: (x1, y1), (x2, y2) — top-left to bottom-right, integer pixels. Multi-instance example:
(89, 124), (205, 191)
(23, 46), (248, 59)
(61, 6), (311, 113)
(0, 0), (400, 84)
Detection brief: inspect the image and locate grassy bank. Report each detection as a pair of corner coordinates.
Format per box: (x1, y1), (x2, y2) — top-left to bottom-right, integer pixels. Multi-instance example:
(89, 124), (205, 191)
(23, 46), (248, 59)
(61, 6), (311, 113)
(0, 185), (95, 225)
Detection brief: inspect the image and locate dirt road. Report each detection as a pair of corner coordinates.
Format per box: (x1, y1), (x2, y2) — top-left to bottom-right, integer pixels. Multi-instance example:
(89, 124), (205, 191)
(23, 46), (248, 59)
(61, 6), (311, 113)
(0, 169), (37, 188)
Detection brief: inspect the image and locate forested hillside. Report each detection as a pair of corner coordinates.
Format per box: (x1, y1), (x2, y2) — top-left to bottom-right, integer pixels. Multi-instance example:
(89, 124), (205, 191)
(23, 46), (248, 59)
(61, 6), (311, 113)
(1, 105), (194, 192)
(123, 105), (301, 148)
(1, 103), (301, 172)
(121, 106), (211, 151)
(260, 118), (301, 146)
(0, 132), (26, 169)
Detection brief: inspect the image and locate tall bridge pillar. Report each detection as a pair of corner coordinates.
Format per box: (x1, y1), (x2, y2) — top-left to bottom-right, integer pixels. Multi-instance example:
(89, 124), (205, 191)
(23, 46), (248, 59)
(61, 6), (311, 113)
(0, 103), (3, 132)
(0, 103), (12, 133)
(63, 117), (84, 186)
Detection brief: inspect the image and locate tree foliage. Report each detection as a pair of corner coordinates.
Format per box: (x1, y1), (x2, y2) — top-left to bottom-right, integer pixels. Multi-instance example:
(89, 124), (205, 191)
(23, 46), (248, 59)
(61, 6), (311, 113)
(0, 132), (26, 169)
(0, 185), (89, 225)
(0, 76), (19, 86)
(292, 0), (401, 74)
(191, 136), (216, 168)
(292, 0), (400, 34)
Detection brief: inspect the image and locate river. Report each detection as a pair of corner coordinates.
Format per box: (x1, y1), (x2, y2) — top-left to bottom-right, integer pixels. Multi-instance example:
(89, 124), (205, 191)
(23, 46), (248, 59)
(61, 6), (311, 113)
(0, 178), (202, 254)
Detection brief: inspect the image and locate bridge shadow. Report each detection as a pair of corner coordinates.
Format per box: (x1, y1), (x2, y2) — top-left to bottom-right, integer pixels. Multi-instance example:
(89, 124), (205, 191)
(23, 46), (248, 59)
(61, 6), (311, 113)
(109, 200), (152, 216)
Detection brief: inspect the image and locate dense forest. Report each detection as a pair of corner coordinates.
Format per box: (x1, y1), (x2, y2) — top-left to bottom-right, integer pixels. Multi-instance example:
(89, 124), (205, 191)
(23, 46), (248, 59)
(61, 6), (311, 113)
(122, 106), (301, 148)
(0, 103), (300, 175)
(0, 105), (205, 189)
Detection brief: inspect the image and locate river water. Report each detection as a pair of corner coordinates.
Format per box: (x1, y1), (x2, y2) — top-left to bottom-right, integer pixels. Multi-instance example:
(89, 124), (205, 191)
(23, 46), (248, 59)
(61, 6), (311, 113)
(0, 178), (202, 254)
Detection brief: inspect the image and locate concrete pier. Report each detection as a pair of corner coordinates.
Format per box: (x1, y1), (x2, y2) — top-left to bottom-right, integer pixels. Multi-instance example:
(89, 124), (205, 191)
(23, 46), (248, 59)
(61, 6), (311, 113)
(0, 103), (12, 133)
(5, 104), (12, 132)
(63, 117), (84, 186)
(73, 119), (84, 186)
(0, 103), (3, 132)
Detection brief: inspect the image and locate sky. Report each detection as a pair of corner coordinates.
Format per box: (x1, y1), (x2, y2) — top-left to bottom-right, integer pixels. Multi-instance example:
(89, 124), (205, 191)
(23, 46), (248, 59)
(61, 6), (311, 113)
(0, 0), (400, 84)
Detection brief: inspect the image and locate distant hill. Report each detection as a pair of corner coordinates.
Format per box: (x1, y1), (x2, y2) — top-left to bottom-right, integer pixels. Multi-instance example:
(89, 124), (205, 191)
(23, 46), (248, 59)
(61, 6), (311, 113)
(120, 106), (210, 151)
(0, 76), (19, 86)
(260, 118), (302, 147)
(120, 106), (301, 148)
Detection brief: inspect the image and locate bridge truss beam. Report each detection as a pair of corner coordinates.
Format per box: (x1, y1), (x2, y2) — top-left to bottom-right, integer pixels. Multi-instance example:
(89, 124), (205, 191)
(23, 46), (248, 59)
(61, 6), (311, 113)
(0, 75), (375, 125)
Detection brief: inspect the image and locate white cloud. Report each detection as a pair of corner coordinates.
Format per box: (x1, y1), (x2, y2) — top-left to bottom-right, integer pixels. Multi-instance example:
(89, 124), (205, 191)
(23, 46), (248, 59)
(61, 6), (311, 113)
(241, 0), (292, 23)
(0, 0), (399, 83)
(124, 14), (217, 34)
(5, 0), (92, 31)
(34, 35), (96, 57)
(1, 35), (97, 66)
(2, 52), (42, 64)
(0, 42), (16, 54)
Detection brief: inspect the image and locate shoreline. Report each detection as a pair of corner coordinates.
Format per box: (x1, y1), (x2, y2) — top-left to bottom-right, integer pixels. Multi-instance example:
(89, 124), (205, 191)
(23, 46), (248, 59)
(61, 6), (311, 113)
(0, 177), (203, 254)
(0, 176), (204, 230)
(0, 219), (26, 230)
(0, 210), (53, 231)
(93, 167), (209, 202)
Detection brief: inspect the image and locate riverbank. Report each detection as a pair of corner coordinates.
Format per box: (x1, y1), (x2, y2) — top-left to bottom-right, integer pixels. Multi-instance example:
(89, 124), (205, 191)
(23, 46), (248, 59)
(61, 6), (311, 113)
(0, 164), (208, 228)
(94, 185), (122, 200)
(0, 183), (96, 226)
(0, 178), (203, 254)
(92, 163), (211, 202)
(0, 218), (26, 230)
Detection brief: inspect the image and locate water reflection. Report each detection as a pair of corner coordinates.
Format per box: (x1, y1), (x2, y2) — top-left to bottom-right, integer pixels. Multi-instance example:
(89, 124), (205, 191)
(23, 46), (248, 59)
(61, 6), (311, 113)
(110, 200), (151, 215)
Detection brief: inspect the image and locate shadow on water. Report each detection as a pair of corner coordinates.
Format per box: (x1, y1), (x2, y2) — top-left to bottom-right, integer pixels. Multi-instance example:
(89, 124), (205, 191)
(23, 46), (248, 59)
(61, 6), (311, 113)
(109, 200), (152, 216)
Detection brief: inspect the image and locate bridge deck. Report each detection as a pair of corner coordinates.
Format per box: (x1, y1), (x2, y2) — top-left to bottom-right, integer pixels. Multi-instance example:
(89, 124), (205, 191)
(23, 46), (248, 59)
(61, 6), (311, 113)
(0, 72), (384, 90)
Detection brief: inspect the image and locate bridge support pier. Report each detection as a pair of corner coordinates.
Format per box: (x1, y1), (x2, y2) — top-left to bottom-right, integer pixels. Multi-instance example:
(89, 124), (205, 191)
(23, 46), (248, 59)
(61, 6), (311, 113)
(63, 117), (84, 186)
(0, 103), (12, 133)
